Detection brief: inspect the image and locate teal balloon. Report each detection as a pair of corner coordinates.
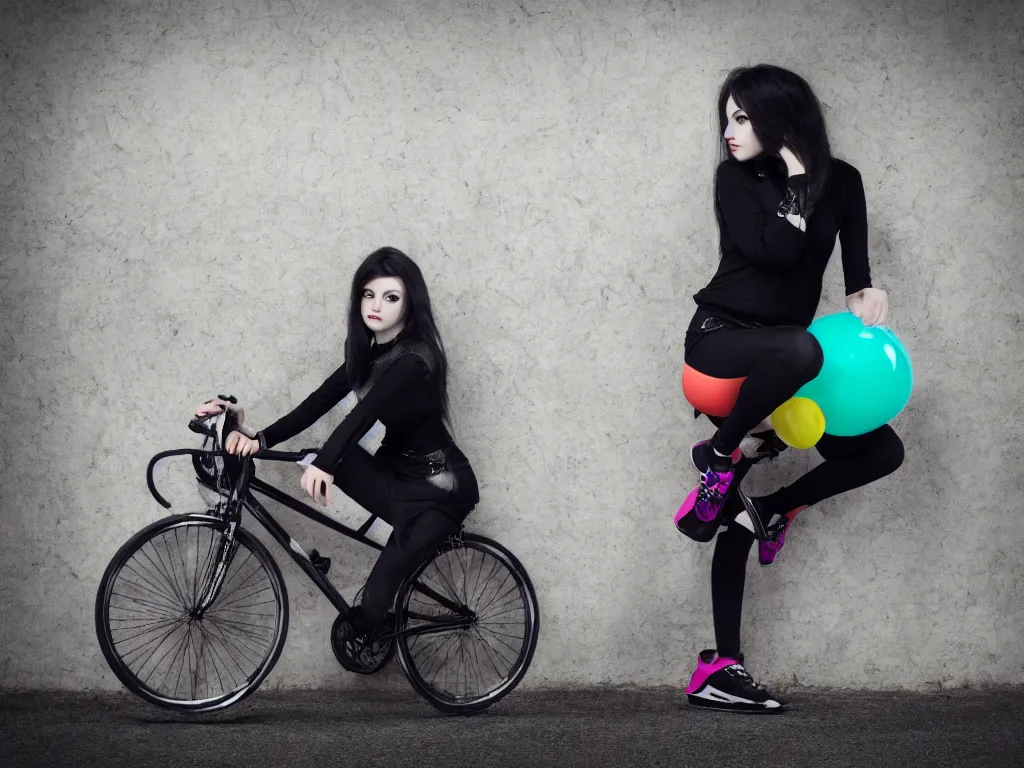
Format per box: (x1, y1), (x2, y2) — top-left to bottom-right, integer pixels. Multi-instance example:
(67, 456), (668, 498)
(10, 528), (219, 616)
(796, 312), (914, 437)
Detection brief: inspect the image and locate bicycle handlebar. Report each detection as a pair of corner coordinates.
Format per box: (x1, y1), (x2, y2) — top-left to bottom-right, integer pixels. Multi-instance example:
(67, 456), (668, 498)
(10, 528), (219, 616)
(188, 393), (240, 438)
(147, 445), (320, 509)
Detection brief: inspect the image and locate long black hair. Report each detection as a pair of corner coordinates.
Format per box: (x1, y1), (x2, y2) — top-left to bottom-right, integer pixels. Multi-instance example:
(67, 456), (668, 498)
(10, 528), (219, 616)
(344, 247), (450, 421)
(717, 64), (833, 208)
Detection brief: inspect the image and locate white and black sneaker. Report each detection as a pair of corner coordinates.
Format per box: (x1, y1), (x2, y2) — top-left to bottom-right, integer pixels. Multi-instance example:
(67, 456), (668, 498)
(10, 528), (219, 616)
(685, 649), (784, 713)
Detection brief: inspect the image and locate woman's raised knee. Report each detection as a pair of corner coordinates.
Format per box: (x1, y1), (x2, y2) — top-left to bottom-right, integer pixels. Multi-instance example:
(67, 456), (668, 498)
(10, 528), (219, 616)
(777, 329), (824, 384)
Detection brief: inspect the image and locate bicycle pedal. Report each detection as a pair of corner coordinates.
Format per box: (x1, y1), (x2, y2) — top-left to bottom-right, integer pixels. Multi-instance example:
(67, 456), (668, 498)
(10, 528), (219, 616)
(310, 549), (331, 576)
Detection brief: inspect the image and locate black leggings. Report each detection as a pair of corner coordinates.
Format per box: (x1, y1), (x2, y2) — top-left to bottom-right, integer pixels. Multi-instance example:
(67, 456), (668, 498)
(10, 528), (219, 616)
(334, 446), (477, 631)
(684, 308), (824, 455)
(683, 308), (905, 657)
(710, 426), (905, 658)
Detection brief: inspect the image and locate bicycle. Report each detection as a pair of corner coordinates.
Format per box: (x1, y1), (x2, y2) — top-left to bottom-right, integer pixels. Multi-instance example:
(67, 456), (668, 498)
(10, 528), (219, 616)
(95, 403), (540, 715)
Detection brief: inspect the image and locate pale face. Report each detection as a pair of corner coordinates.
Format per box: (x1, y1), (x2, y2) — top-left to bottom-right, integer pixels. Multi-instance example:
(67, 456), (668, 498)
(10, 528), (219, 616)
(361, 276), (406, 343)
(724, 95), (764, 161)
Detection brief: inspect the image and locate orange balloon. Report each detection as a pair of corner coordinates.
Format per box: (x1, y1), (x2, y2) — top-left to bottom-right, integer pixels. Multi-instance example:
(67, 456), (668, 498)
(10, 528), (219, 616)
(682, 365), (746, 417)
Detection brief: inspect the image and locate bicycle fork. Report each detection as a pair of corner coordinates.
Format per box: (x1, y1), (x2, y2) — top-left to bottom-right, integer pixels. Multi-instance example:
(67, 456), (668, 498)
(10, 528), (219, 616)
(192, 459), (256, 619)
(192, 519), (240, 620)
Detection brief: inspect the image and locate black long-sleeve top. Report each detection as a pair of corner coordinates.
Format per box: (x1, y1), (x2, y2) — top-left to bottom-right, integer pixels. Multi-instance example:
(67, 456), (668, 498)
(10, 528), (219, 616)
(692, 156), (873, 328)
(259, 334), (450, 474)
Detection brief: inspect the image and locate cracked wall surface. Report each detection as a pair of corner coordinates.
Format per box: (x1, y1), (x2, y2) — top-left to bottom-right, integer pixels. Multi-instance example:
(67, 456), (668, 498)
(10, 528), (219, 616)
(1, 0), (1022, 691)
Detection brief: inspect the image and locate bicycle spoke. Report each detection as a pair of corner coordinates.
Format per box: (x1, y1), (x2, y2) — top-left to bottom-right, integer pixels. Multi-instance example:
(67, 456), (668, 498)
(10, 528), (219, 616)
(219, 550), (259, 591)
(206, 617), (274, 659)
(139, 542), (188, 610)
(189, 627), (205, 701)
(172, 528), (194, 614)
(108, 602), (179, 619)
(214, 586), (274, 613)
(468, 548), (496, 610)
(172, 624), (197, 699)
(429, 633), (462, 695)
(474, 569), (515, 614)
(474, 624), (526, 643)
(469, 624), (507, 681)
(196, 622), (245, 685)
(412, 630), (460, 682)
(425, 557), (464, 607)
(111, 616), (185, 646)
(207, 606), (277, 619)
(119, 562), (186, 611)
(202, 620), (257, 678)
(465, 631), (490, 695)
(207, 615), (276, 638)
(111, 590), (184, 619)
(195, 621), (231, 695)
(154, 535), (191, 610)
(471, 624), (519, 666)
(456, 630), (469, 697)
(119, 619), (187, 668)
(150, 625), (192, 692)
(204, 623), (265, 670)
(475, 583), (522, 621)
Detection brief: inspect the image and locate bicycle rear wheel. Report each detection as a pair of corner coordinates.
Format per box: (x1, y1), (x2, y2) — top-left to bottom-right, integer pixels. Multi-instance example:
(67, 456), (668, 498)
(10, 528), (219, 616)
(95, 514), (288, 712)
(396, 533), (539, 714)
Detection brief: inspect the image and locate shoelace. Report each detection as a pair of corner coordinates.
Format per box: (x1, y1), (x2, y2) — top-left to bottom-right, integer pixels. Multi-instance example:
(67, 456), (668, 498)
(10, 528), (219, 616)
(694, 478), (722, 521)
(765, 519), (788, 542)
(727, 665), (767, 692)
(695, 470), (732, 522)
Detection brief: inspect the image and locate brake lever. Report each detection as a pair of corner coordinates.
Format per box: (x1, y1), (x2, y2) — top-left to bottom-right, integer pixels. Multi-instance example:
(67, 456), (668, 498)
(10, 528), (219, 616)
(188, 418), (217, 438)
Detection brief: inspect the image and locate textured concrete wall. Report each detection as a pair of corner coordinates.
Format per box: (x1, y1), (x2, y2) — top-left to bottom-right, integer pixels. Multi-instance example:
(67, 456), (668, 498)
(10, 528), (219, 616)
(2, 0), (1022, 693)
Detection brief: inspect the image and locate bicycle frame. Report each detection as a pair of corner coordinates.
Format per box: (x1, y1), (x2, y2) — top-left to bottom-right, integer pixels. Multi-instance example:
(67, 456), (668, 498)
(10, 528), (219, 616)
(146, 433), (475, 638)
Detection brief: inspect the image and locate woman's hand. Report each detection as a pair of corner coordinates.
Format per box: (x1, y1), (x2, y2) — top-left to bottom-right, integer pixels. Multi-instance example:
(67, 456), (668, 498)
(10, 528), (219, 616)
(779, 145), (806, 177)
(194, 397), (258, 438)
(846, 287), (889, 326)
(195, 396), (244, 420)
(225, 431), (261, 456)
(301, 465), (334, 506)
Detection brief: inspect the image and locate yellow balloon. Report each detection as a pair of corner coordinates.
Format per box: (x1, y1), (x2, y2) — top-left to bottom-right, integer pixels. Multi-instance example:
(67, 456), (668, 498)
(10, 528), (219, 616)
(771, 397), (826, 450)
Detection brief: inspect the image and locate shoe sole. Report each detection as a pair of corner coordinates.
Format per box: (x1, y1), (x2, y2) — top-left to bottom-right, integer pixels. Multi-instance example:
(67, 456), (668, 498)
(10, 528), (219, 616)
(686, 694), (785, 714)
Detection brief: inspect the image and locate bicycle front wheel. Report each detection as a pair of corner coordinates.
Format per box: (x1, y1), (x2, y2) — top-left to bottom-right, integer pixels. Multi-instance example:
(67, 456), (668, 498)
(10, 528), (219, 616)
(396, 533), (540, 715)
(95, 514), (289, 712)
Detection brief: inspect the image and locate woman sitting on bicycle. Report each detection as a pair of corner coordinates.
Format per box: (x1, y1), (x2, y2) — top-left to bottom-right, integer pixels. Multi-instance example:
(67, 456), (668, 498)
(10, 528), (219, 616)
(680, 65), (905, 712)
(198, 246), (479, 645)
